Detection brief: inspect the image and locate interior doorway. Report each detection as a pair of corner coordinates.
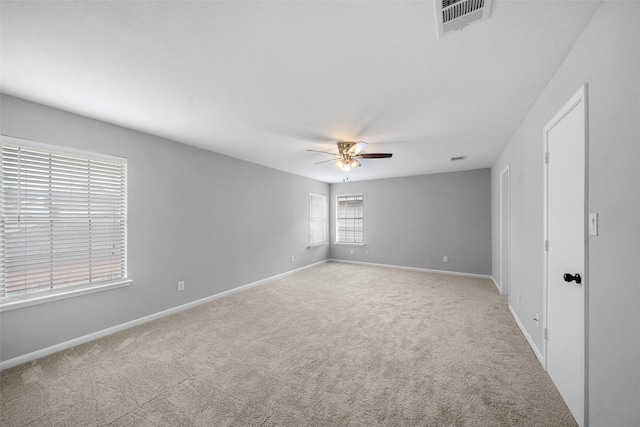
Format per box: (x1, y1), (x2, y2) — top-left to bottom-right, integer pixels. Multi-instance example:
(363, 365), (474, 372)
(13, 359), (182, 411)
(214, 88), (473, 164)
(543, 85), (588, 426)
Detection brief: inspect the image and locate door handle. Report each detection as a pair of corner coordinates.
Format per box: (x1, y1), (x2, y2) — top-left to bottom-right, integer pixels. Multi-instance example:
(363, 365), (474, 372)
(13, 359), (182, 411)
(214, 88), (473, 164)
(563, 273), (582, 284)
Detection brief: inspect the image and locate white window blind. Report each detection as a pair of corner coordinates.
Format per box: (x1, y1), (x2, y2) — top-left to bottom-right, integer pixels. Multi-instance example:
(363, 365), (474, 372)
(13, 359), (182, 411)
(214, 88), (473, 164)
(0, 138), (127, 302)
(309, 193), (328, 246)
(336, 194), (364, 244)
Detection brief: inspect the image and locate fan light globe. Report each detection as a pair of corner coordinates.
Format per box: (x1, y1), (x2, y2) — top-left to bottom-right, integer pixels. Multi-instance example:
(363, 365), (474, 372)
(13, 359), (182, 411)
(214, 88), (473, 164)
(350, 159), (361, 169)
(335, 160), (345, 170)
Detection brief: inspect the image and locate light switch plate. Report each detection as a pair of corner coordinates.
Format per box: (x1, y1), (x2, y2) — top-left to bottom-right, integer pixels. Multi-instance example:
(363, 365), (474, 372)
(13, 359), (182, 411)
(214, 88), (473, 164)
(589, 213), (598, 236)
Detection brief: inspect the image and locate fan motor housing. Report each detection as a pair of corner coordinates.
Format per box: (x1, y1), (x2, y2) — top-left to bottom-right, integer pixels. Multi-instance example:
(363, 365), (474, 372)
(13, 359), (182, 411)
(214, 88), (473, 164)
(337, 141), (357, 155)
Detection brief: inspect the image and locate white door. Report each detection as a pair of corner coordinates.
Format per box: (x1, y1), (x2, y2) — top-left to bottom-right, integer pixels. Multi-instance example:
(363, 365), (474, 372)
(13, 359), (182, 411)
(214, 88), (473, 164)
(500, 166), (510, 299)
(544, 86), (587, 426)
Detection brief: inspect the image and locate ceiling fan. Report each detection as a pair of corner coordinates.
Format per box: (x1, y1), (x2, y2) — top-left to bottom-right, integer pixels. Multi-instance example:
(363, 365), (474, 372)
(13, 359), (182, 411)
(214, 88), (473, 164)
(307, 141), (393, 172)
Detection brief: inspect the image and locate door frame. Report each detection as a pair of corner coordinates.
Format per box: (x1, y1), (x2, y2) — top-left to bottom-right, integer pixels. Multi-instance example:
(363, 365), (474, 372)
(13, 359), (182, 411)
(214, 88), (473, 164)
(499, 165), (511, 300)
(542, 84), (589, 425)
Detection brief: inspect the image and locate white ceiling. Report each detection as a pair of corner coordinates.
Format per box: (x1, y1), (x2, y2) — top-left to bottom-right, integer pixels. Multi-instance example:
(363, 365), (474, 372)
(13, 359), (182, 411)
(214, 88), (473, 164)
(1, 0), (601, 183)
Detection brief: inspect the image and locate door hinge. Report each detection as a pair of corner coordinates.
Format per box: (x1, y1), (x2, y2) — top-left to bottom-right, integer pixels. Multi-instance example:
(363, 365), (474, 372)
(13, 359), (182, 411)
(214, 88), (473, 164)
(544, 328), (548, 340)
(545, 240), (549, 251)
(545, 152), (549, 164)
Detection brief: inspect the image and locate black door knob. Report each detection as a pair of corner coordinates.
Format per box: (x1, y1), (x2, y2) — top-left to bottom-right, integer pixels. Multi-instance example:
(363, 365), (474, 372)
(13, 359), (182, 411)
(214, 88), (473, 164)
(563, 273), (582, 284)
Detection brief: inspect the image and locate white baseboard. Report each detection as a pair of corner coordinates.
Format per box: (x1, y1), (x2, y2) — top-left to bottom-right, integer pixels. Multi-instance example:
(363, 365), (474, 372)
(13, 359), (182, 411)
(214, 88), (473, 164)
(0, 260), (327, 371)
(491, 276), (502, 293)
(509, 305), (544, 366)
(328, 258), (493, 280)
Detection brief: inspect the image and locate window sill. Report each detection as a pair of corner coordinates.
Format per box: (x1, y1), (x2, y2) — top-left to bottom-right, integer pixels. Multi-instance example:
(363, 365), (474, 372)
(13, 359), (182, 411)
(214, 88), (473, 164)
(307, 242), (329, 248)
(0, 279), (132, 313)
(333, 242), (366, 246)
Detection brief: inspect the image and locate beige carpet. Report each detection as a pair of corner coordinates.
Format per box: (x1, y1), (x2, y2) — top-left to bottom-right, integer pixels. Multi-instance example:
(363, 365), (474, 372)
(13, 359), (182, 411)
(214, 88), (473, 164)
(1, 262), (576, 426)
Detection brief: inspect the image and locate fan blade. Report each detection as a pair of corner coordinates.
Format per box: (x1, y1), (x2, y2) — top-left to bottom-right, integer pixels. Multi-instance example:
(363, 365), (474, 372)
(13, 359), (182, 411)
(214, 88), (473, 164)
(348, 141), (368, 154)
(358, 153), (393, 159)
(307, 149), (338, 155)
(314, 158), (338, 165)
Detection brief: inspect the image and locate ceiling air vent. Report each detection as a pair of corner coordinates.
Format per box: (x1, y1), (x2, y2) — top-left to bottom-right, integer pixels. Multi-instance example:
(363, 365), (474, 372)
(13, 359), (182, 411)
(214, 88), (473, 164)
(435, 0), (492, 38)
(450, 155), (467, 161)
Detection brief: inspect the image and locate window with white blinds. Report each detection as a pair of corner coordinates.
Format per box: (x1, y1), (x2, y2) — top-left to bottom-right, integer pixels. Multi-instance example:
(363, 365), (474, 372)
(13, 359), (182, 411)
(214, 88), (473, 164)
(336, 194), (364, 244)
(0, 137), (128, 303)
(309, 193), (328, 246)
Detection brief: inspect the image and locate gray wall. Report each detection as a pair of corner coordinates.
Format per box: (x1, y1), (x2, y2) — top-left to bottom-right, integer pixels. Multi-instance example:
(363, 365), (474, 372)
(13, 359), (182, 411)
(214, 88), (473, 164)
(0, 94), (330, 362)
(330, 169), (491, 276)
(491, 1), (640, 424)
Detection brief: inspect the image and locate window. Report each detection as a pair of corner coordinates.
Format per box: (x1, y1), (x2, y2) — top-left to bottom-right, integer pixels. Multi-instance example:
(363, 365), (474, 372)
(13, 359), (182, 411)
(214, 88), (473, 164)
(309, 193), (328, 246)
(0, 137), (128, 307)
(336, 194), (364, 244)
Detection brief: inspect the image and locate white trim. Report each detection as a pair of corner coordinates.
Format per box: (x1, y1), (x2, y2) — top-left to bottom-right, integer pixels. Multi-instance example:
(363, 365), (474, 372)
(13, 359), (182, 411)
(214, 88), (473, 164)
(335, 193), (364, 245)
(1, 134), (127, 163)
(490, 276), (501, 293)
(499, 164), (511, 299)
(307, 242), (329, 248)
(329, 258), (492, 280)
(309, 192), (329, 247)
(0, 134), (129, 305)
(509, 305), (544, 365)
(0, 280), (132, 313)
(0, 260), (327, 371)
(542, 84), (588, 426)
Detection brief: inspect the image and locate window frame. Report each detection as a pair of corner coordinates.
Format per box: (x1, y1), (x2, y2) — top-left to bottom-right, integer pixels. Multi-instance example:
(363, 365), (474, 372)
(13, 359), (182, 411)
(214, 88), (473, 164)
(0, 135), (131, 312)
(309, 192), (329, 247)
(335, 193), (364, 245)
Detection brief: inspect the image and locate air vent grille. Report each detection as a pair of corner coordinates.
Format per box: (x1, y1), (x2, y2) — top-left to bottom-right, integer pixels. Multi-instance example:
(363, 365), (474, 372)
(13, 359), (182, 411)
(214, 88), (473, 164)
(442, 0), (463, 8)
(450, 155), (467, 161)
(442, 0), (485, 24)
(435, 0), (492, 38)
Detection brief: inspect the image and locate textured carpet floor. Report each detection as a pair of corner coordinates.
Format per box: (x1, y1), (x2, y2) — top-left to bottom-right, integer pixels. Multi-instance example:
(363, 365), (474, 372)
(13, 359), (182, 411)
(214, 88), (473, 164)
(1, 262), (576, 426)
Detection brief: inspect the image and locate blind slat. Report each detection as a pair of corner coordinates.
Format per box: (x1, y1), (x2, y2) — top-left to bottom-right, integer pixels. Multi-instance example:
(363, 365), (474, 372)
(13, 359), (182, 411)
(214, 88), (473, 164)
(336, 194), (364, 244)
(309, 193), (328, 246)
(1, 140), (128, 300)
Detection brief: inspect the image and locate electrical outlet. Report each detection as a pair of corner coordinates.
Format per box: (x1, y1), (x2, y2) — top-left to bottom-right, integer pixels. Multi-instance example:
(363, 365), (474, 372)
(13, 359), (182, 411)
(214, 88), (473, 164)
(443, 256), (448, 262)
(350, 248), (354, 254)
(290, 255), (294, 262)
(177, 281), (185, 292)
(365, 250), (369, 256)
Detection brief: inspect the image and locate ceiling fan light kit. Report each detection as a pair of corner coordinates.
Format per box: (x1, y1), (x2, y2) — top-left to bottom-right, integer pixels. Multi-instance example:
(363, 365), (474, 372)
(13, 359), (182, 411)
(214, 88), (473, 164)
(336, 158), (361, 172)
(309, 140), (392, 173)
